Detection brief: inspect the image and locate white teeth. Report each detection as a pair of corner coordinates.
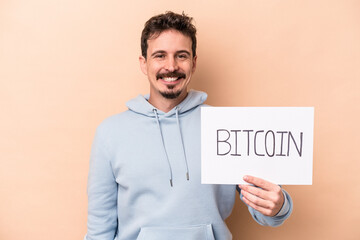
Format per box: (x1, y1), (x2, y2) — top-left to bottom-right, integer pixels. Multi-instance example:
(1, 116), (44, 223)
(163, 77), (178, 82)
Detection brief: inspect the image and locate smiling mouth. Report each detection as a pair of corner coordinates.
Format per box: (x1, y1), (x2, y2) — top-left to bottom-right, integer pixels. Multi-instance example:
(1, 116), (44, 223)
(162, 77), (182, 82)
(156, 72), (186, 82)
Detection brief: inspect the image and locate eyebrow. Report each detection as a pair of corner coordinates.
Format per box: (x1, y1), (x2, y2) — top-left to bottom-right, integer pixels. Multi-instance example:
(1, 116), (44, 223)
(150, 50), (191, 57)
(176, 50), (191, 55)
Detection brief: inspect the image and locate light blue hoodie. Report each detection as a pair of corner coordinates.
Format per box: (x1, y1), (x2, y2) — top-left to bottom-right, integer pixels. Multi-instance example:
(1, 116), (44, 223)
(84, 90), (292, 240)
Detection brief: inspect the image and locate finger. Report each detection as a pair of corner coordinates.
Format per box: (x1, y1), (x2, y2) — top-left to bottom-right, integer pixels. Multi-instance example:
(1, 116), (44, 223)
(243, 175), (277, 191)
(239, 184), (283, 206)
(239, 184), (269, 200)
(241, 189), (272, 209)
(242, 195), (274, 217)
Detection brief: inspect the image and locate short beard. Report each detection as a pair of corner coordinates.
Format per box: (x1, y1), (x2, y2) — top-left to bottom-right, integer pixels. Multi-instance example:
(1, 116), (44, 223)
(160, 89), (182, 99)
(156, 71), (186, 99)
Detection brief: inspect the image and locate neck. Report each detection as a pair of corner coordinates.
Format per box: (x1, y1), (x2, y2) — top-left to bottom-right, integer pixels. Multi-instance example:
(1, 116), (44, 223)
(148, 90), (188, 113)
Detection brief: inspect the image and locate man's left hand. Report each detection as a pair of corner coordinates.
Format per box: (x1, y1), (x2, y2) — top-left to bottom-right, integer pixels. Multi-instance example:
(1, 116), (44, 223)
(239, 175), (284, 217)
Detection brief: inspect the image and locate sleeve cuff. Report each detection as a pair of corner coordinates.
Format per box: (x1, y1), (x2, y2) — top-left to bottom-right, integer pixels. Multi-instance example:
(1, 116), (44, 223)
(275, 190), (290, 217)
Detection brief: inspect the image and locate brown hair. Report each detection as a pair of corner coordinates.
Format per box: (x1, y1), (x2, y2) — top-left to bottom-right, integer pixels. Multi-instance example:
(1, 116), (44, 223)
(141, 11), (197, 59)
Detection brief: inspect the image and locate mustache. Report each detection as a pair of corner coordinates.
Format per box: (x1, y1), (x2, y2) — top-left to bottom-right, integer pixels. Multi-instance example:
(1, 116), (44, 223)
(156, 71), (186, 80)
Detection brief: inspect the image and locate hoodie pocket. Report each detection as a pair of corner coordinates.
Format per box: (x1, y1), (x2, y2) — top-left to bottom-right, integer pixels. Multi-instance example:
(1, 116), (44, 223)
(136, 224), (215, 240)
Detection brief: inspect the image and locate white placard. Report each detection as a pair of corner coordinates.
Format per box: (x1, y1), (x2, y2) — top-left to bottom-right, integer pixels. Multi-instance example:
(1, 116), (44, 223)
(201, 107), (314, 185)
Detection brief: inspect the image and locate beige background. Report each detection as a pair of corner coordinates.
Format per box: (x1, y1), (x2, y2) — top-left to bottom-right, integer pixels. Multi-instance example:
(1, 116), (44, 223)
(1, 0), (359, 239)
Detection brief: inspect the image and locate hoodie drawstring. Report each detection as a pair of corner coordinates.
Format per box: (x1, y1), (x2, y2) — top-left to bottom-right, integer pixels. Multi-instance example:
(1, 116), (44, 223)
(153, 107), (190, 187)
(175, 107), (190, 181)
(153, 109), (174, 187)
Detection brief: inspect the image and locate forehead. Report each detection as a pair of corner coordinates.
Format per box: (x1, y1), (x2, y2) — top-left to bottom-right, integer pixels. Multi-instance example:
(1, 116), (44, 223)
(147, 30), (192, 54)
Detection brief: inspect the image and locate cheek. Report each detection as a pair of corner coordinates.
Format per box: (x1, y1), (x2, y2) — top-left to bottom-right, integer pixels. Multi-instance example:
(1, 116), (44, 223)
(148, 64), (163, 75)
(186, 64), (195, 76)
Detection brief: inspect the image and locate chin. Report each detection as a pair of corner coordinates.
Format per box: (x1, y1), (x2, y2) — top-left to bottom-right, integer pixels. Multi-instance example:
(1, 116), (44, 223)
(160, 90), (182, 99)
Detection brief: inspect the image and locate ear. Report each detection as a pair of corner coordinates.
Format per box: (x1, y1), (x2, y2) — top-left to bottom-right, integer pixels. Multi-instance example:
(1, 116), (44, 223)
(191, 55), (197, 73)
(139, 55), (148, 75)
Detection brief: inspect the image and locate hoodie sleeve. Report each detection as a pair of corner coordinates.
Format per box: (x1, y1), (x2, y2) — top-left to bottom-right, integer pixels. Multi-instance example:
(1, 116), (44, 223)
(237, 186), (293, 227)
(84, 127), (118, 240)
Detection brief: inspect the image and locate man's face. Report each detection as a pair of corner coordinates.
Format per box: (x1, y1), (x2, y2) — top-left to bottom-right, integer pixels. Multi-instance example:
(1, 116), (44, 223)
(139, 30), (197, 101)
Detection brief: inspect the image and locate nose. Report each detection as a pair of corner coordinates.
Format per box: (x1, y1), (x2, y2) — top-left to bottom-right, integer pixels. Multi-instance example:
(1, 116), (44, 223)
(165, 56), (179, 72)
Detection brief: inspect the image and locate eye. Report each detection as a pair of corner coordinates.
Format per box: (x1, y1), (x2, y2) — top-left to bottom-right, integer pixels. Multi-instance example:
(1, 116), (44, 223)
(154, 54), (165, 59)
(177, 54), (188, 59)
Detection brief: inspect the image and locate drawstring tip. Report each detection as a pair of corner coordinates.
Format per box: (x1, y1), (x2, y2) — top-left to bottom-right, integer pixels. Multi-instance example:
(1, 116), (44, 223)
(170, 179), (173, 187)
(186, 172), (189, 181)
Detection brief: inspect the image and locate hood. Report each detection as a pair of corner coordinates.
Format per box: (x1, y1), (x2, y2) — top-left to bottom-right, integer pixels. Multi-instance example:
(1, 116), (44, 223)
(126, 89), (207, 117)
(125, 89), (207, 187)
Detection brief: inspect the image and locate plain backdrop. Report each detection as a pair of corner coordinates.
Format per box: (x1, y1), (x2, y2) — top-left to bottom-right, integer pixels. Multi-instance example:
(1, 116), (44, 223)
(1, 0), (359, 239)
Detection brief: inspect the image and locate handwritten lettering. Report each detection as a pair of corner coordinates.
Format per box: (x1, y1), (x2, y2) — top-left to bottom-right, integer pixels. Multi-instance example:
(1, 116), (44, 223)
(216, 129), (303, 157)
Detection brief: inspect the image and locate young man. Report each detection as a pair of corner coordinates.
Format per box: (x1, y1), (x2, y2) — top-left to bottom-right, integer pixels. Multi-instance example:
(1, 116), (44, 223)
(84, 11), (292, 240)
